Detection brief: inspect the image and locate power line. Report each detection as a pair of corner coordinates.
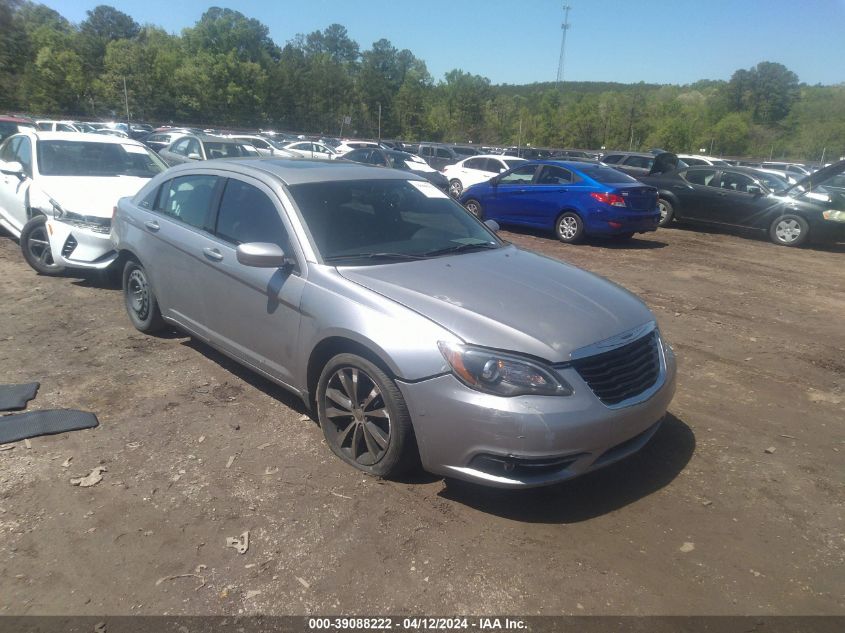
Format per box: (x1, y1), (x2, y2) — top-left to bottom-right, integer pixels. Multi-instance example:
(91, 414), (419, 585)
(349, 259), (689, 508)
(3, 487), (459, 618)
(556, 5), (572, 86)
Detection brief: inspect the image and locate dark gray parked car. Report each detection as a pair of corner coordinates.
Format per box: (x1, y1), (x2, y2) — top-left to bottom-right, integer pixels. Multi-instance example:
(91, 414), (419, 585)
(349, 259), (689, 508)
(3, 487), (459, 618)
(112, 158), (676, 488)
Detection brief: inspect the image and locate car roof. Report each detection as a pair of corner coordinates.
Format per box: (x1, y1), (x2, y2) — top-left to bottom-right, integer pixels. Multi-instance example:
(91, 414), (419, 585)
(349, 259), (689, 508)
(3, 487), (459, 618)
(603, 151), (653, 158)
(161, 157), (427, 187)
(13, 130), (146, 145)
(462, 154), (525, 161)
(0, 115), (36, 124)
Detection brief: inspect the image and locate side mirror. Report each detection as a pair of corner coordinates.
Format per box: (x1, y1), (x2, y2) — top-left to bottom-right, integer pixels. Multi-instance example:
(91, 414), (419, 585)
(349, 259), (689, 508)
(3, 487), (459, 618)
(484, 219), (500, 233)
(490, 176), (500, 186)
(0, 161), (26, 179)
(187, 152), (202, 160)
(747, 185), (762, 196)
(236, 242), (290, 268)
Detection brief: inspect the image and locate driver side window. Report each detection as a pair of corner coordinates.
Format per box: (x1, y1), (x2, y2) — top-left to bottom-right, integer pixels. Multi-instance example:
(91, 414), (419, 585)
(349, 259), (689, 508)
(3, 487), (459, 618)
(499, 164), (537, 184)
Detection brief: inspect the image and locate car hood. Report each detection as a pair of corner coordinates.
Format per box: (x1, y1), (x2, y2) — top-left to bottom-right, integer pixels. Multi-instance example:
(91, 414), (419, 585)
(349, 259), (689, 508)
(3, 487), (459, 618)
(337, 246), (654, 363)
(37, 175), (152, 218)
(784, 159), (845, 196)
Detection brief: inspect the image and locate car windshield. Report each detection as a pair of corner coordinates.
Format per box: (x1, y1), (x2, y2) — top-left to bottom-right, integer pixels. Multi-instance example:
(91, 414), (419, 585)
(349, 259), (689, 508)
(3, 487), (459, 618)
(287, 179), (501, 264)
(37, 140), (167, 177)
(576, 164), (638, 184)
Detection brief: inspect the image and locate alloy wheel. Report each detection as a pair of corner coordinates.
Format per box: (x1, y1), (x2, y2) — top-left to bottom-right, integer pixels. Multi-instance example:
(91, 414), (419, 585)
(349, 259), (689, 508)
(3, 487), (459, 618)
(26, 225), (55, 267)
(558, 215), (579, 240)
(322, 367), (391, 466)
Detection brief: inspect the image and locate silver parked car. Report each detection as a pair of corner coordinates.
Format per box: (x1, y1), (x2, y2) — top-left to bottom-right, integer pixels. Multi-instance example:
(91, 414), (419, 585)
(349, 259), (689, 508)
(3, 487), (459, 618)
(112, 158), (676, 488)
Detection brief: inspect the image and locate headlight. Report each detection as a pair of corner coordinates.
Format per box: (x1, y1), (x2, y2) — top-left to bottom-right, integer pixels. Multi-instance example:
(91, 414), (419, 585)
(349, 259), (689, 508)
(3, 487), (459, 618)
(822, 209), (845, 222)
(438, 341), (573, 397)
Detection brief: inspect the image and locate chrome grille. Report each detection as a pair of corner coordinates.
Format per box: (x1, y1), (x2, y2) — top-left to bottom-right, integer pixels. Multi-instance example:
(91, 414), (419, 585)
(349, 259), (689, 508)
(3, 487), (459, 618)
(572, 331), (661, 405)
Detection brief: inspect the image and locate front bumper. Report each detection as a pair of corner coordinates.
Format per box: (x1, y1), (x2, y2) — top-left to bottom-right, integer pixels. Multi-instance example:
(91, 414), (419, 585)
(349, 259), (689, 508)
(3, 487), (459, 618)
(398, 345), (676, 488)
(47, 218), (118, 270)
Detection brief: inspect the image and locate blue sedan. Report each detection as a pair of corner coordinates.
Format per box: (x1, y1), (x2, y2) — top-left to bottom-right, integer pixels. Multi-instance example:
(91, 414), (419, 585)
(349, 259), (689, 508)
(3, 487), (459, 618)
(458, 160), (661, 243)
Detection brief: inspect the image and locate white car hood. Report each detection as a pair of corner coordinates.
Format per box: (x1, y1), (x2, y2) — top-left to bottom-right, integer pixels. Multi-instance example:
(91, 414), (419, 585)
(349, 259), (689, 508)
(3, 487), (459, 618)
(35, 175), (151, 218)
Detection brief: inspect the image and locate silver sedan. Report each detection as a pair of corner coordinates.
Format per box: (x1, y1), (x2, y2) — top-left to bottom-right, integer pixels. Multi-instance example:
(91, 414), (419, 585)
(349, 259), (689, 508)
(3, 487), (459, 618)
(112, 158), (676, 488)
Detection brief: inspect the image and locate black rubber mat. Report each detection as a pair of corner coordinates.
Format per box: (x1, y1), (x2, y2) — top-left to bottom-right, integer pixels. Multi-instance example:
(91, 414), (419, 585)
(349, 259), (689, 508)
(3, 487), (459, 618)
(0, 409), (98, 444)
(0, 383), (40, 411)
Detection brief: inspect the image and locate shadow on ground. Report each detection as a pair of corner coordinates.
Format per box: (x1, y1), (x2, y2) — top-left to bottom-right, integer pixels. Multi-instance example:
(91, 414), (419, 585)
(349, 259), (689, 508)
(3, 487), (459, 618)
(438, 412), (694, 524)
(501, 225), (668, 249)
(181, 337), (311, 416)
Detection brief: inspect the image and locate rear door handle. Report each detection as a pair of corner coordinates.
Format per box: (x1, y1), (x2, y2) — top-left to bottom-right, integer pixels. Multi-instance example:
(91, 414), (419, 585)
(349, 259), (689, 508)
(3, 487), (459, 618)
(144, 220), (160, 231)
(203, 247), (223, 262)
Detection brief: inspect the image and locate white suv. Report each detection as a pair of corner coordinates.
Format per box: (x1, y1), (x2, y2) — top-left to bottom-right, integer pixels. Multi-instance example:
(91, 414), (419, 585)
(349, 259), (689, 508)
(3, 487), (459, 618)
(0, 131), (167, 275)
(442, 155), (526, 197)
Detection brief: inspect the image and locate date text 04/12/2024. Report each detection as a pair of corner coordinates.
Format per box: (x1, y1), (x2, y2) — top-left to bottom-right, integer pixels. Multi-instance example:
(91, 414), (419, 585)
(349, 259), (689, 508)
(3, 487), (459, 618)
(307, 617), (527, 630)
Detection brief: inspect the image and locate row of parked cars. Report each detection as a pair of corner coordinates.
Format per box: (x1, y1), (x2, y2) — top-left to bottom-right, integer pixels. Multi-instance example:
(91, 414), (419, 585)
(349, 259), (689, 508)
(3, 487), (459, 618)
(0, 124), (682, 489)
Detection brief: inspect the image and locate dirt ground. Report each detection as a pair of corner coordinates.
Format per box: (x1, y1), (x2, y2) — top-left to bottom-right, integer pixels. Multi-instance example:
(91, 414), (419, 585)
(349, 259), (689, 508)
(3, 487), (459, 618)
(0, 222), (842, 616)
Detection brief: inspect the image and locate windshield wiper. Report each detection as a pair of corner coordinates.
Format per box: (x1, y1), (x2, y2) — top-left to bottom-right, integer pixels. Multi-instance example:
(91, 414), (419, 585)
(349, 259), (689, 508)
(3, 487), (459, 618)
(423, 242), (499, 257)
(324, 252), (427, 263)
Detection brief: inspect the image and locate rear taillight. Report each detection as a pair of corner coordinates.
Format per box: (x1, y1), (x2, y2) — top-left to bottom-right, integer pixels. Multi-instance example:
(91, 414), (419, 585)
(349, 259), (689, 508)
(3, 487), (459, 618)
(591, 192), (626, 207)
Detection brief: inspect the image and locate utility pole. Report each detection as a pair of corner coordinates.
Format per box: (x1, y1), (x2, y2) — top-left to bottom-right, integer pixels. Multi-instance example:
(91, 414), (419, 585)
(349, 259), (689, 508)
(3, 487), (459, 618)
(123, 76), (130, 126)
(377, 103), (382, 142)
(555, 5), (572, 87)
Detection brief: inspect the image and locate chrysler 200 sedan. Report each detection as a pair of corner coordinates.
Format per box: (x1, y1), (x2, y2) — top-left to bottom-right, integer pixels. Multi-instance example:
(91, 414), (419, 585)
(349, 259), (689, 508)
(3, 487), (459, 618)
(112, 158), (677, 488)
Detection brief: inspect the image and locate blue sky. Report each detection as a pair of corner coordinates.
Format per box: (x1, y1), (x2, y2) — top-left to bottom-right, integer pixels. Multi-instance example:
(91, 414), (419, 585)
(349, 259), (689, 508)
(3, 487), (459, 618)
(43, 0), (845, 86)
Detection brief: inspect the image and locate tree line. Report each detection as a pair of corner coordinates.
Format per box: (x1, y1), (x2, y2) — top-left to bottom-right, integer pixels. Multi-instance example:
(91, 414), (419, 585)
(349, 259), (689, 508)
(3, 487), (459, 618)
(1, 1), (843, 161)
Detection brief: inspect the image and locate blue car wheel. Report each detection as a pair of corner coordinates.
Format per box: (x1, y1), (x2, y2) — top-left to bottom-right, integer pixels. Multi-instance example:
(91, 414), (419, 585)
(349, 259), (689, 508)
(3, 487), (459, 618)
(555, 212), (584, 243)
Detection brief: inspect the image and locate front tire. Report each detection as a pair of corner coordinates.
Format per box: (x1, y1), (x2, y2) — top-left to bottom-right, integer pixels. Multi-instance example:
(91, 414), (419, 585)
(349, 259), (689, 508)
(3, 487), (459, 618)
(657, 198), (674, 227)
(449, 179), (464, 197)
(122, 259), (166, 333)
(20, 215), (64, 275)
(769, 214), (809, 247)
(317, 353), (418, 479)
(464, 198), (483, 219)
(555, 211), (584, 243)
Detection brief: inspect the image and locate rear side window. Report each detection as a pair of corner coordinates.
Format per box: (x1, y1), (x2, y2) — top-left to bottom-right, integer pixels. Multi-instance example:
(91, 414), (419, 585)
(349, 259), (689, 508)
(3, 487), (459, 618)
(624, 155), (652, 169)
(435, 148), (452, 159)
(463, 157), (486, 170)
(137, 185), (160, 210)
(602, 155), (622, 164)
(159, 175), (219, 230)
(538, 166), (576, 185)
(215, 179), (289, 250)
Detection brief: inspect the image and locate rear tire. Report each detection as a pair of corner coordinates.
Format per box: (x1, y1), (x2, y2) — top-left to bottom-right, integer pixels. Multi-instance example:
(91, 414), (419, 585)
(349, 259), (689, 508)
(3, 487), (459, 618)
(21, 215), (64, 275)
(122, 259), (166, 333)
(555, 212), (584, 243)
(769, 214), (808, 247)
(657, 198), (674, 227)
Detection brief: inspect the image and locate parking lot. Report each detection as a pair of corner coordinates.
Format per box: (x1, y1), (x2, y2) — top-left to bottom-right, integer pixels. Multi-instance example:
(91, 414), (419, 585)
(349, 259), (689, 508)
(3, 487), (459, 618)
(0, 223), (842, 615)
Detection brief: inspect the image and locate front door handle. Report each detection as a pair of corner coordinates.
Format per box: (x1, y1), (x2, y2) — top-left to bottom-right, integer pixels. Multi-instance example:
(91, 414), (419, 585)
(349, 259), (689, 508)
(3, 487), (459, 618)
(203, 247), (223, 262)
(144, 220), (160, 231)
